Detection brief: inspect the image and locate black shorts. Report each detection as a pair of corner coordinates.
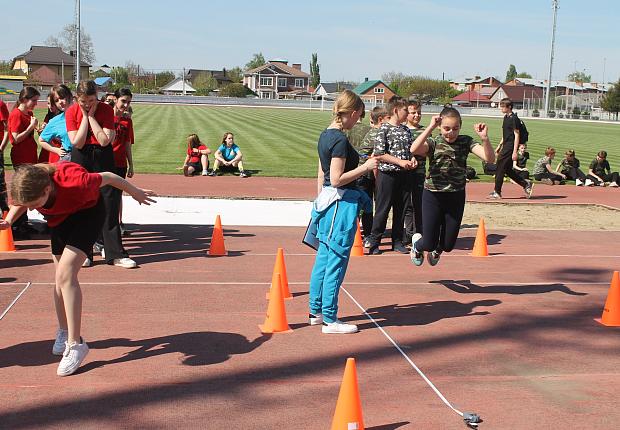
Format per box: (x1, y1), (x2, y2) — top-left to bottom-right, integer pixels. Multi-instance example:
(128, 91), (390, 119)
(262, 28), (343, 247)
(115, 166), (128, 179)
(50, 198), (105, 256)
(187, 161), (202, 175)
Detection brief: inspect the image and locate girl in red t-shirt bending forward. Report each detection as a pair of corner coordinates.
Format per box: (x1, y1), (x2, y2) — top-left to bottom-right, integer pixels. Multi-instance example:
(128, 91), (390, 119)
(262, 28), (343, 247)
(1, 162), (156, 377)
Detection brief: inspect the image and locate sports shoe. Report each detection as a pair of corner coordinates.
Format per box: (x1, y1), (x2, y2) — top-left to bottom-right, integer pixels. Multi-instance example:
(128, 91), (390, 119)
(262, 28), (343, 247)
(410, 233), (424, 266)
(362, 238), (371, 249)
(81, 258), (92, 268)
(609, 182), (619, 188)
(585, 178), (594, 187)
(368, 244), (381, 255)
(322, 320), (358, 334)
(540, 178), (553, 185)
(207, 170), (217, 177)
(57, 339), (89, 377)
(427, 250), (442, 266)
(309, 313), (323, 326)
(524, 180), (534, 199)
(487, 191), (501, 200)
(93, 242), (104, 255)
(575, 178), (584, 186)
(239, 170), (250, 178)
(112, 257), (137, 269)
(392, 242), (409, 254)
(201, 169), (209, 176)
(52, 328), (68, 355)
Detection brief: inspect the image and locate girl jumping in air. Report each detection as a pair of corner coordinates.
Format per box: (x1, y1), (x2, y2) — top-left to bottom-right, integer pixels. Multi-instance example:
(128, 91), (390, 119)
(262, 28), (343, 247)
(409, 106), (495, 266)
(0, 162), (156, 376)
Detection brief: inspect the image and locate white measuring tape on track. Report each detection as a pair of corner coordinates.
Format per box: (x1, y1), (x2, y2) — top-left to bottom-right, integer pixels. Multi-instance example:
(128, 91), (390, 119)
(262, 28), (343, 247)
(0, 282), (32, 321)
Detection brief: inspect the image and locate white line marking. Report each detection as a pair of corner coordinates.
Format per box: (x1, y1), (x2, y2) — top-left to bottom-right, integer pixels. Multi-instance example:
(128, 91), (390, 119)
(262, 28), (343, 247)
(0, 282), (32, 321)
(341, 285), (466, 419)
(0, 281), (609, 286)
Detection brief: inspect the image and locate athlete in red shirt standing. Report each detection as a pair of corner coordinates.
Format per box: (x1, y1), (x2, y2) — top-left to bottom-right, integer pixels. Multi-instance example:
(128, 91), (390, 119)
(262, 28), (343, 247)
(0, 98), (10, 212)
(1, 162), (156, 376)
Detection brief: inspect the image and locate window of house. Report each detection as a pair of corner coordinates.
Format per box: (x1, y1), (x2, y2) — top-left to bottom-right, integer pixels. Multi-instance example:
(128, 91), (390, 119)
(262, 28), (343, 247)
(260, 77), (273, 86)
(278, 78), (287, 87)
(261, 91), (271, 99)
(374, 87), (385, 94)
(295, 78), (304, 88)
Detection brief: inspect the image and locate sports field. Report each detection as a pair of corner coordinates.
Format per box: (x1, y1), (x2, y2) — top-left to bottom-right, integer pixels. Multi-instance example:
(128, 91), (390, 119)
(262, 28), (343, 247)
(6, 104), (620, 177)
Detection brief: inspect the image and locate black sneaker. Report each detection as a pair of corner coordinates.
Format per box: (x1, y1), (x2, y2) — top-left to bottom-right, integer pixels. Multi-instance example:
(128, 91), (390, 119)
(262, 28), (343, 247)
(207, 170), (217, 177)
(239, 170), (250, 178)
(392, 243), (409, 254)
(368, 244), (381, 255)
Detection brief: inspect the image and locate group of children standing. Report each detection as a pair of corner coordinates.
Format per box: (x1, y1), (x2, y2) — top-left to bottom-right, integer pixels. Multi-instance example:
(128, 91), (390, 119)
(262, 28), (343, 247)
(181, 132), (249, 178)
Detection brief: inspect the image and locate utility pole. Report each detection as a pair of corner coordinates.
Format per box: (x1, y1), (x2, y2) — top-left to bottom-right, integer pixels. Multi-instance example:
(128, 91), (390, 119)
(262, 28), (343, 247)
(183, 67), (186, 96)
(544, 0), (559, 117)
(75, 0), (81, 85)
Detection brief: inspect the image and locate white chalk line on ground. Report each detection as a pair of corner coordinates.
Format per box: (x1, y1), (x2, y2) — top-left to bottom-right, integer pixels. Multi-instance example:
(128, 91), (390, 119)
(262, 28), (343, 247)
(341, 285), (467, 420)
(0, 282), (32, 321)
(0, 281), (608, 286)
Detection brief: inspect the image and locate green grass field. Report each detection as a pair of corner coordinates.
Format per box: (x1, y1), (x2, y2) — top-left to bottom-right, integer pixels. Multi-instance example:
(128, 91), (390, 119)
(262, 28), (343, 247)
(5, 104), (620, 178)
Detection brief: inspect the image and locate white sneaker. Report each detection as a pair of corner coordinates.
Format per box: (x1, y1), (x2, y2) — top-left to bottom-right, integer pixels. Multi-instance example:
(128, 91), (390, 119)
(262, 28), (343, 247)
(52, 328), (68, 355)
(113, 257), (137, 268)
(609, 182), (619, 188)
(322, 320), (358, 334)
(57, 340), (89, 376)
(81, 258), (92, 268)
(575, 178), (584, 186)
(101, 248), (105, 260)
(410, 233), (424, 266)
(585, 178), (594, 187)
(309, 313), (323, 326)
(201, 170), (209, 176)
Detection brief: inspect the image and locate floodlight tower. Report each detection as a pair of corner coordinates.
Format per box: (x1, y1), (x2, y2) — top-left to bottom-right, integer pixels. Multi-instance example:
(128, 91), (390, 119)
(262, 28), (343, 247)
(544, 0), (559, 117)
(75, 0), (81, 85)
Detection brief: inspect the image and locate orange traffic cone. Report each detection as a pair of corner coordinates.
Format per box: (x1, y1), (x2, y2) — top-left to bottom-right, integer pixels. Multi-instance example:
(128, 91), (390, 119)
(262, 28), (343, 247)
(0, 212), (16, 252)
(331, 358), (364, 430)
(350, 221), (364, 257)
(208, 215), (226, 256)
(471, 217), (488, 257)
(259, 273), (292, 333)
(595, 271), (620, 327)
(266, 248), (292, 300)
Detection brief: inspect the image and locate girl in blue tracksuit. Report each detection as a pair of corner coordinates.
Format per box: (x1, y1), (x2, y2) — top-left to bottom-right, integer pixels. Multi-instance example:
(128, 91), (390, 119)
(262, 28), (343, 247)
(308, 90), (378, 334)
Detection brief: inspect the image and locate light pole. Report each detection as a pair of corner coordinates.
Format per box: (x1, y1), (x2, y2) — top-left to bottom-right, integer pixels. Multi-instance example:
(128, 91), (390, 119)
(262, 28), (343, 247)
(544, 0), (559, 117)
(75, 0), (81, 85)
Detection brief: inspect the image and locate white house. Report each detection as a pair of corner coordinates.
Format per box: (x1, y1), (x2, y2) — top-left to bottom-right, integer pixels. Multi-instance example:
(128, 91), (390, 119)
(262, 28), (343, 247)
(313, 82), (354, 100)
(160, 77), (197, 95)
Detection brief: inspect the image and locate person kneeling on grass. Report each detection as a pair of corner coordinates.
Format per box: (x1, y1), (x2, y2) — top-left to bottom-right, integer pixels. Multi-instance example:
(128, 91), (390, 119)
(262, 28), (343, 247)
(208, 132), (249, 177)
(409, 107), (495, 267)
(182, 133), (211, 176)
(0, 162), (156, 376)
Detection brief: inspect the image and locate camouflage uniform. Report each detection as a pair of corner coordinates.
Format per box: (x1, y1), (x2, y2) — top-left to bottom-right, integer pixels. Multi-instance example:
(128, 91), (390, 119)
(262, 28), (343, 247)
(532, 156), (551, 176)
(403, 125), (427, 242)
(425, 135), (478, 192)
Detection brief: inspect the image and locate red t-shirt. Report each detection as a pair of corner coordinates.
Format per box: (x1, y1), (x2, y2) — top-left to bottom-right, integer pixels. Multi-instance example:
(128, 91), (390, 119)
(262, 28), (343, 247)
(0, 100), (9, 141)
(36, 162), (102, 227)
(8, 108), (38, 165)
(188, 144), (207, 163)
(112, 116), (134, 167)
(65, 102), (115, 146)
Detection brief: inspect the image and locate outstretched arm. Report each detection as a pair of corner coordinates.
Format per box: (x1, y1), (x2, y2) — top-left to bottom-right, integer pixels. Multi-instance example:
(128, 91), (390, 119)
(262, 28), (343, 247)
(99, 172), (157, 205)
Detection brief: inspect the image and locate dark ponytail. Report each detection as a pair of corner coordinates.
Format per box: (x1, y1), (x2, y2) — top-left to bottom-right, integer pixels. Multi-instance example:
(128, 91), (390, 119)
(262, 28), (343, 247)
(14, 86), (40, 110)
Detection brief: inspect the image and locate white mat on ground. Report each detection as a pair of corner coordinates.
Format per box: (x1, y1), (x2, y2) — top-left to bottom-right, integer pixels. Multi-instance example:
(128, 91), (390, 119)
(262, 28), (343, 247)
(28, 197), (313, 227)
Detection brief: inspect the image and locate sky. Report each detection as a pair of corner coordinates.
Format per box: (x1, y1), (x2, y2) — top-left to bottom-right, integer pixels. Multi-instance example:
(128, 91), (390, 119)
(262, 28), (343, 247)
(2, 0), (618, 84)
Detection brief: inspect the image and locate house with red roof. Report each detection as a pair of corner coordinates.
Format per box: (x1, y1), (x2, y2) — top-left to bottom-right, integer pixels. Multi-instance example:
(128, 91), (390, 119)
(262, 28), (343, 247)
(489, 85), (544, 109)
(452, 90), (493, 107)
(12, 45), (90, 90)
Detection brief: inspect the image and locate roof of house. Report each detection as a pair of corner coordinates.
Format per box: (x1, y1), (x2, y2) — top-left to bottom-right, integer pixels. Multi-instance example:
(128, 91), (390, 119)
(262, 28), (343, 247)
(27, 65), (60, 86)
(452, 90), (491, 102)
(316, 82), (354, 93)
(493, 85), (544, 101)
(245, 61), (309, 78)
(353, 79), (394, 95)
(160, 77), (196, 92)
(14, 45), (91, 67)
(94, 77), (114, 86)
(186, 69), (232, 82)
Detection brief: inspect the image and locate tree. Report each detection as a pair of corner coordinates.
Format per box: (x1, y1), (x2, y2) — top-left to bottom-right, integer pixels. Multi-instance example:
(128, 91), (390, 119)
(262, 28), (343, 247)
(245, 53), (265, 71)
(226, 66), (243, 83)
(44, 24), (96, 64)
(0, 60), (25, 76)
(505, 64), (517, 82)
(309, 53), (320, 88)
(601, 79), (620, 120)
(193, 72), (219, 95)
(219, 83), (253, 98)
(516, 72), (532, 79)
(567, 71), (591, 83)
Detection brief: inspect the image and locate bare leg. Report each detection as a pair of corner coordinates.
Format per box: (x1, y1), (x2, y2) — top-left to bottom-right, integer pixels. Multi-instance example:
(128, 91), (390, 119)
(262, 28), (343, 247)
(51, 254), (68, 331)
(200, 154), (209, 171)
(55, 246), (86, 344)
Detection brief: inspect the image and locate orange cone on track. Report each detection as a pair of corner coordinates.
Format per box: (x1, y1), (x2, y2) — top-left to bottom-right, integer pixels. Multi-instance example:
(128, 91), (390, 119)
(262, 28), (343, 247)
(266, 248), (292, 300)
(208, 215), (226, 256)
(259, 273), (292, 333)
(0, 212), (16, 252)
(331, 358), (364, 430)
(350, 221), (364, 257)
(596, 271), (620, 327)
(471, 217), (488, 257)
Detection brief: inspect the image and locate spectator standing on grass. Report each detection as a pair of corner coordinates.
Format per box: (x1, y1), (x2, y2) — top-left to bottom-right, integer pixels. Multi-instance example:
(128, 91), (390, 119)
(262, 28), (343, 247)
(556, 149), (587, 186)
(308, 89), (378, 334)
(182, 133), (211, 176)
(586, 150), (619, 187)
(533, 147), (565, 185)
(208, 132), (249, 177)
(366, 96), (417, 255)
(8, 86), (40, 239)
(403, 100), (427, 246)
(409, 107), (495, 267)
(488, 98), (533, 199)
(66, 80), (136, 269)
(38, 85), (74, 165)
(1, 163), (155, 376)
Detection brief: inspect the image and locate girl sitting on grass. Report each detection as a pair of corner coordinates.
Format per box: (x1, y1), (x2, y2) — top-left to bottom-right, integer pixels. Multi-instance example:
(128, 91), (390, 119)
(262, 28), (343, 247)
(182, 133), (211, 176)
